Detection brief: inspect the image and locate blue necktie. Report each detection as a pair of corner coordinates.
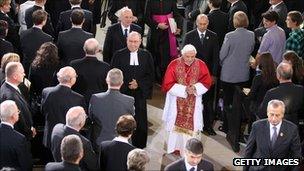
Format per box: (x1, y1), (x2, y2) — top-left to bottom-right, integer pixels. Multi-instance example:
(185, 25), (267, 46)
(124, 29), (128, 37)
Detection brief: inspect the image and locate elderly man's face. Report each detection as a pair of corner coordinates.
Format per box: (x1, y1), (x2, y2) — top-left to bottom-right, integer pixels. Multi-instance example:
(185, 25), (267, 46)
(182, 50), (196, 66)
(120, 10), (133, 27)
(127, 34), (141, 52)
(196, 17), (209, 33)
(185, 150), (203, 166)
(267, 106), (284, 126)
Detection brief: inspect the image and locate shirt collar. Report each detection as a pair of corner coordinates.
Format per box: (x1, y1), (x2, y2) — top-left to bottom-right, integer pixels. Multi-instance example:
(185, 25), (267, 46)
(71, 5), (81, 9)
(72, 25), (82, 29)
(1, 122), (14, 129)
(66, 125), (79, 132)
(121, 24), (130, 31)
(185, 159), (197, 171)
(113, 136), (129, 144)
(209, 8), (220, 13)
(5, 81), (20, 93)
(271, 1), (283, 9)
(231, 0), (239, 7)
(269, 121), (282, 131)
(197, 29), (206, 37)
(266, 24), (277, 31)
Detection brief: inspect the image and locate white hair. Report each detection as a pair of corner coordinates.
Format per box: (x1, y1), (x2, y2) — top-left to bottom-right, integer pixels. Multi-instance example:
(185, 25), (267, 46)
(181, 44), (197, 55)
(66, 106), (87, 128)
(267, 99), (285, 115)
(118, 6), (132, 19)
(0, 100), (17, 122)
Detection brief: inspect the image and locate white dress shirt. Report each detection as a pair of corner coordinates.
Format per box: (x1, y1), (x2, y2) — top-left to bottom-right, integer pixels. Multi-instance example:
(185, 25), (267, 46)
(269, 121), (282, 140)
(185, 159), (197, 171)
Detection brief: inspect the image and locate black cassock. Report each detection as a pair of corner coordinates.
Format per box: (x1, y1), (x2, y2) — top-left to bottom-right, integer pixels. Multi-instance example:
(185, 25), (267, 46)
(111, 47), (154, 148)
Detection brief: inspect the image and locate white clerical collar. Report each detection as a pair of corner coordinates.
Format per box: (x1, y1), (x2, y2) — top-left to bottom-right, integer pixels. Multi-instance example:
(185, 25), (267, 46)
(209, 8), (220, 13)
(130, 50), (139, 66)
(271, 1), (283, 9)
(1, 122), (14, 129)
(231, 0), (239, 7)
(33, 25), (42, 29)
(197, 29), (206, 38)
(185, 159), (198, 171)
(71, 5), (81, 9)
(113, 136), (129, 144)
(5, 81), (21, 93)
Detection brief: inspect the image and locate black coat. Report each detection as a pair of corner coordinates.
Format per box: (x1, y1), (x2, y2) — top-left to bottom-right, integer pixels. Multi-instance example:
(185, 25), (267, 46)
(25, 5), (55, 37)
(57, 27), (93, 65)
(45, 161), (81, 171)
(70, 57), (110, 105)
(102, 23), (142, 63)
(164, 158), (214, 171)
(258, 82), (304, 125)
(81, 0), (101, 25)
(0, 38), (14, 60)
(44, 0), (71, 29)
(20, 27), (53, 74)
(228, 0), (247, 31)
(0, 82), (33, 140)
(41, 85), (86, 148)
(183, 29), (219, 76)
(207, 9), (229, 46)
(0, 123), (32, 171)
(99, 140), (135, 171)
(0, 12), (20, 51)
(56, 7), (94, 35)
(51, 124), (98, 171)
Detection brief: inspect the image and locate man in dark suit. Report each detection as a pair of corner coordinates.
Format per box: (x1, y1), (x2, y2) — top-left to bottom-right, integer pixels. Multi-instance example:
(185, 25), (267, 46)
(100, 114), (136, 171)
(80, 0), (101, 34)
(50, 106), (98, 171)
(44, 0), (70, 30)
(70, 38), (110, 105)
(0, 62), (35, 140)
(258, 62), (304, 126)
(89, 68), (135, 151)
(0, 20), (14, 59)
(164, 138), (214, 171)
(183, 14), (219, 136)
(0, 0), (20, 52)
(57, 9), (93, 66)
(207, 0), (229, 46)
(56, 0), (93, 35)
(227, 0), (247, 31)
(0, 100), (32, 171)
(46, 134), (83, 171)
(245, 99), (301, 171)
(20, 9), (53, 74)
(103, 7), (142, 63)
(111, 31), (154, 148)
(25, 0), (55, 37)
(41, 66), (86, 149)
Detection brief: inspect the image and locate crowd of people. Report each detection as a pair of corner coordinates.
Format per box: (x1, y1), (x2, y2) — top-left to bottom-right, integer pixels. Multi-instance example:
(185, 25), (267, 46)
(0, 0), (304, 170)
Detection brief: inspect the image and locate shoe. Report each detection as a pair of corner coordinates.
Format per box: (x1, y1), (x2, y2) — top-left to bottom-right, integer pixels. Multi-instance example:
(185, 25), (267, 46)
(205, 127), (217, 136)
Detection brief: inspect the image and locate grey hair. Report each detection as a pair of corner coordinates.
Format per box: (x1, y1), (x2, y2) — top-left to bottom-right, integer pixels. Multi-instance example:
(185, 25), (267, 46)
(127, 149), (150, 171)
(60, 134), (83, 163)
(65, 106), (87, 128)
(118, 6), (132, 20)
(181, 44), (197, 55)
(276, 62), (293, 80)
(196, 14), (208, 23)
(0, 100), (17, 121)
(106, 68), (124, 87)
(267, 99), (285, 115)
(57, 66), (76, 84)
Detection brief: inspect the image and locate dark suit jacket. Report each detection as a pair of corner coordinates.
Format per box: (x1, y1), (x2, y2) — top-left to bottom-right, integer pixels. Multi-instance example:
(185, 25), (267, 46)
(228, 0), (247, 31)
(99, 140), (135, 171)
(207, 9), (229, 46)
(45, 161), (81, 171)
(25, 5), (55, 37)
(0, 123), (32, 171)
(41, 84), (86, 148)
(57, 27), (93, 65)
(80, 0), (101, 25)
(0, 12), (20, 50)
(0, 82), (33, 139)
(70, 56), (110, 105)
(0, 38), (14, 60)
(244, 119), (301, 171)
(44, 0), (71, 29)
(183, 29), (219, 76)
(165, 158), (214, 171)
(102, 23), (142, 63)
(56, 7), (93, 34)
(111, 48), (155, 99)
(89, 89), (135, 150)
(258, 82), (304, 125)
(51, 124), (98, 171)
(20, 27), (53, 74)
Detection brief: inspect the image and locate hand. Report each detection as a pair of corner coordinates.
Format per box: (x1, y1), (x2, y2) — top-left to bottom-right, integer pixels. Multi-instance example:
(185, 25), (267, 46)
(158, 23), (169, 30)
(132, 16), (138, 22)
(31, 127), (36, 138)
(174, 28), (181, 35)
(128, 79), (138, 90)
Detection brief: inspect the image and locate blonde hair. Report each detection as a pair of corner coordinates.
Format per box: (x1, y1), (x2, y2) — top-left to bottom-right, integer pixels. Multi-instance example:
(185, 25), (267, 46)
(233, 11), (249, 28)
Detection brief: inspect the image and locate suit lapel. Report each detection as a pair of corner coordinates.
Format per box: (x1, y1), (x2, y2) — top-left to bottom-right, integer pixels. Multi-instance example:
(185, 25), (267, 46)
(273, 121), (287, 150)
(264, 121), (272, 155)
(118, 25), (126, 43)
(195, 31), (204, 49)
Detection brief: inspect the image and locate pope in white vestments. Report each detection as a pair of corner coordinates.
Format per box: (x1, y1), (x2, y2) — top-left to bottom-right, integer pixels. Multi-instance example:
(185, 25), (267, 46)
(162, 44), (212, 155)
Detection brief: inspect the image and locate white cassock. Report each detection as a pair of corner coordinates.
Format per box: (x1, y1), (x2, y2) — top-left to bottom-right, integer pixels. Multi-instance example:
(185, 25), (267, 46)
(162, 83), (208, 155)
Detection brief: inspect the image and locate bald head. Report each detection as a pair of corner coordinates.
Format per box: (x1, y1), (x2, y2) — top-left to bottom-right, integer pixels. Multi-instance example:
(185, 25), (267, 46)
(57, 66), (77, 86)
(276, 62), (293, 82)
(66, 106), (87, 130)
(83, 38), (100, 56)
(196, 14), (209, 32)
